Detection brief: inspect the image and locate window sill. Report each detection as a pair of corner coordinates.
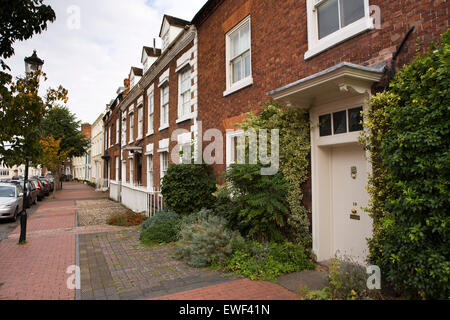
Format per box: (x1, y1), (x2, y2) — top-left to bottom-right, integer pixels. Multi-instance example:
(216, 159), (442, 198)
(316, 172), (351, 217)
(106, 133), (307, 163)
(146, 130), (154, 137)
(223, 77), (253, 97)
(304, 18), (373, 60)
(176, 114), (195, 124)
(159, 125), (169, 132)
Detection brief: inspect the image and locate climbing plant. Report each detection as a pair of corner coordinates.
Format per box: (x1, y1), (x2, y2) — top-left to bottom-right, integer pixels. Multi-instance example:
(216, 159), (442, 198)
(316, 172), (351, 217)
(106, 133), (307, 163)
(361, 29), (450, 299)
(240, 103), (311, 245)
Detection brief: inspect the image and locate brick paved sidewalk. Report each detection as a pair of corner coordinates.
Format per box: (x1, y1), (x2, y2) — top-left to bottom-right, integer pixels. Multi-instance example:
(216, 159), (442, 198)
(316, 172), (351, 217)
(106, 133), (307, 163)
(0, 183), (104, 300)
(0, 182), (308, 301)
(152, 279), (301, 300)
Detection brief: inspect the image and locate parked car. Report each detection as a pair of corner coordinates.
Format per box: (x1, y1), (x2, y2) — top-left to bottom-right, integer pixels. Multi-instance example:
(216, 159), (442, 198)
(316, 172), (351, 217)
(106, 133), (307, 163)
(40, 177), (54, 192)
(37, 178), (49, 197)
(30, 179), (45, 201)
(0, 183), (24, 221)
(9, 180), (37, 208)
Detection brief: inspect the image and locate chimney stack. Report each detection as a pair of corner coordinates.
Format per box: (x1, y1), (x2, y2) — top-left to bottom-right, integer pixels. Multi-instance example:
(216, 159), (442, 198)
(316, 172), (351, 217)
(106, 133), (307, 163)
(124, 78), (130, 88)
(153, 38), (156, 55)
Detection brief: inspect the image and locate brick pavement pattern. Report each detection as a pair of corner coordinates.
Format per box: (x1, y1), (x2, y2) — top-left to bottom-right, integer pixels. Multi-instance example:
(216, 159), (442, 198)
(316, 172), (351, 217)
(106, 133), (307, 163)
(0, 182), (306, 300)
(152, 279), (301, 300)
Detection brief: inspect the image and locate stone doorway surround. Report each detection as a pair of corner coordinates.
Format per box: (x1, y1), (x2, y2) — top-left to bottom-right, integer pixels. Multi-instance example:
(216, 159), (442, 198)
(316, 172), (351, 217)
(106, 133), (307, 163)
(268, 62), (385, 262)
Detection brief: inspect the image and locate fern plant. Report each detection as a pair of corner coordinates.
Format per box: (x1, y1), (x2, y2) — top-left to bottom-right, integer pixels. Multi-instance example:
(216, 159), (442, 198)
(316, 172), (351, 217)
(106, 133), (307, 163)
(225, 163), (290, 242)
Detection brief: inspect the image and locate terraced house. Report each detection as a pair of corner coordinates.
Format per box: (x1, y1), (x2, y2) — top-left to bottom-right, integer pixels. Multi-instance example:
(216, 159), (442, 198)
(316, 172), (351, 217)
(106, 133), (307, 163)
(102, 0), (447, 263)
(103, 15), (199, 213)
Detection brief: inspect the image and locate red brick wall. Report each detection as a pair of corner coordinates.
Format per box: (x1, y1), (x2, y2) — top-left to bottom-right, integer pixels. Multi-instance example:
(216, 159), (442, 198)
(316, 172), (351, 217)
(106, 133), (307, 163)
(196, 0), (447, 207)
(122, 40), (195, 189)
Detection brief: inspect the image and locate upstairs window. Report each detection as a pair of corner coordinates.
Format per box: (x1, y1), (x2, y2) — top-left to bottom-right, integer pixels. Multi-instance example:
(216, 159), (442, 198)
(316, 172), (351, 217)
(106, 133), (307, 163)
(178, 68), (192, 119)
(115, 119), (119, 144)
(129, 111), (134, 143)
(160, 85), (169, 129)
(317, 0), (365, 39)
(121, 116), (127, 146)
(147, 89), (154, 135)
(305, 0), (372, 59)
(137, 104), (143, 140)
(224, 16), (252, 96)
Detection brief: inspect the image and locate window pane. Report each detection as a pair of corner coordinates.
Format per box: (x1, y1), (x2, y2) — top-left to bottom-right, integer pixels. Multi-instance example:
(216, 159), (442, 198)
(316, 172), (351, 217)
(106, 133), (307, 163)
(232, 58), (242, 83)
(243, 52), (251, 78)
(240, 23), (250, 52)
(333, 110), (347, 134)
(348, 107), (363, 132)
(230, 31), (240, 58)
(319, 114), (332, 137)
(340, 0), (365, 27)
(318, 0), (340, 39)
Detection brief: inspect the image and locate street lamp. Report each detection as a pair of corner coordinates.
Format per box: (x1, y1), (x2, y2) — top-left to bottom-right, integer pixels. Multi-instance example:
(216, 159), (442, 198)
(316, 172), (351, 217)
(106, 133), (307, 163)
(24, 50), (44, 74)
(18, 50), (44, 244)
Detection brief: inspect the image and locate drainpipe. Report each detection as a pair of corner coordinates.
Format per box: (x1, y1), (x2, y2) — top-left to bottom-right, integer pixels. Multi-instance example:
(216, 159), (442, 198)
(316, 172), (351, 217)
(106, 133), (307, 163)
(386, 26), (415, 89)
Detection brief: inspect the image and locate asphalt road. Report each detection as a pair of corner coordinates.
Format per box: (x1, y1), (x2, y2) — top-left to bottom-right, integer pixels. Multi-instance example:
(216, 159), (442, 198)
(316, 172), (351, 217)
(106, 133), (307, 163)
(0, 201), (39, 242)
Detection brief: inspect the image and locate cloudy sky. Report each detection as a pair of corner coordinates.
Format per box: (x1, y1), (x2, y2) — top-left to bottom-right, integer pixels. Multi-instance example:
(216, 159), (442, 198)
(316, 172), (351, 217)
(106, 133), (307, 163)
(5, 0), (208, 125)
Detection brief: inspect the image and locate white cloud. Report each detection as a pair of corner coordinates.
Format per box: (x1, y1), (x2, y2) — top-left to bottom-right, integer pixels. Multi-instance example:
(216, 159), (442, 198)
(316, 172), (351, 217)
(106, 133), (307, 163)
(5, 0), (207, 124)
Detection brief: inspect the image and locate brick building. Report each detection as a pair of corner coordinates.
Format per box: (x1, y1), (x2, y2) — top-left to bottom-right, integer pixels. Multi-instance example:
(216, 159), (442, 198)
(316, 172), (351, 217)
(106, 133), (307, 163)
(102, 78), (130, 200)
(104, 15), (199, 212)
(192, 0), (448, 262)
(100, 0), (447, 262)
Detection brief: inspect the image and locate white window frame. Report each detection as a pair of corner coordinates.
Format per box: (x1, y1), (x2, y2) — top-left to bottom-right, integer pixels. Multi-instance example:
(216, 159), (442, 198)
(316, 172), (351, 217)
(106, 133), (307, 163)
(147, 86), (155, 136)
(121, 160), (126, 182)
(224, 16), (253, 97)
(147, 154), (154, 190)
(121, 115), (127, 146)
(115, 157), (119, 182)
(305, 0), (373, 60)
(129, 109), (134, 144)
(177, 67), (193, 121)
(159, 85), (169, 131)
(160, 151), (169, 181)
(129, 158), (134, 184)
(115, 119), (119, 145)
(137, 103), (143, 140)
(225, 129), (245, 167)
(108, 126), (111, 149)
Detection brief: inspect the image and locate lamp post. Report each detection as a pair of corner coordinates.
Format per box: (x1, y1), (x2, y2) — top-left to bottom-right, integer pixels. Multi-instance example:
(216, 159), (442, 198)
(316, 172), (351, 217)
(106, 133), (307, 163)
(19, 50), (44, 244)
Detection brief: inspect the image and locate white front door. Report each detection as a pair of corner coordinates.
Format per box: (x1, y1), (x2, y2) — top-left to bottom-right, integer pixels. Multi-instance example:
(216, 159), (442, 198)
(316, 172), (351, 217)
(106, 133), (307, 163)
(331, 143), (372, 263)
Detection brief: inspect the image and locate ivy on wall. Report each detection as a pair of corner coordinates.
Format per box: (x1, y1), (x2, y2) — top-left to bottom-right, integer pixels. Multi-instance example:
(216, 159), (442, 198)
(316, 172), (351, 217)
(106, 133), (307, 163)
(360, 30), (450, 299)
(240, 103), (311, 245)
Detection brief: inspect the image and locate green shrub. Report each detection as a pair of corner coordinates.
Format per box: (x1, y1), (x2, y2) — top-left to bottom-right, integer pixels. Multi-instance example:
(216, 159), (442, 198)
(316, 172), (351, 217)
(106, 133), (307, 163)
(140, 219), (180, 245)
(218, 241), (316, 281)
(225, 163), (291, 242)
(362, 30), (450, 299)
(139, 210), (180, 245)
(161, 164), (217, 216)
(176, 209), (244, 268)
(141, 210), (179, 231)
(107, 210), (147, 227)
(241, 103), (311, 245)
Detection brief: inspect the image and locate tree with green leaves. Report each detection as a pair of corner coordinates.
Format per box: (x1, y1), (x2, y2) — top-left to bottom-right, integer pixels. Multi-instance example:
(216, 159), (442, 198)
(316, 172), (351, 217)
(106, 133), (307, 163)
(0, 71), (68, 169)
(0, 0), (55, 81)
(40, 106), (90, 189)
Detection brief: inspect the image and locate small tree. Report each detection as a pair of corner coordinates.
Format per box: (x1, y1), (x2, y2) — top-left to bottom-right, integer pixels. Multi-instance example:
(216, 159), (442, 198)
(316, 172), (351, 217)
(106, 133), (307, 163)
(39, 135), (72, 198)
(40, 106), (90, 190)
